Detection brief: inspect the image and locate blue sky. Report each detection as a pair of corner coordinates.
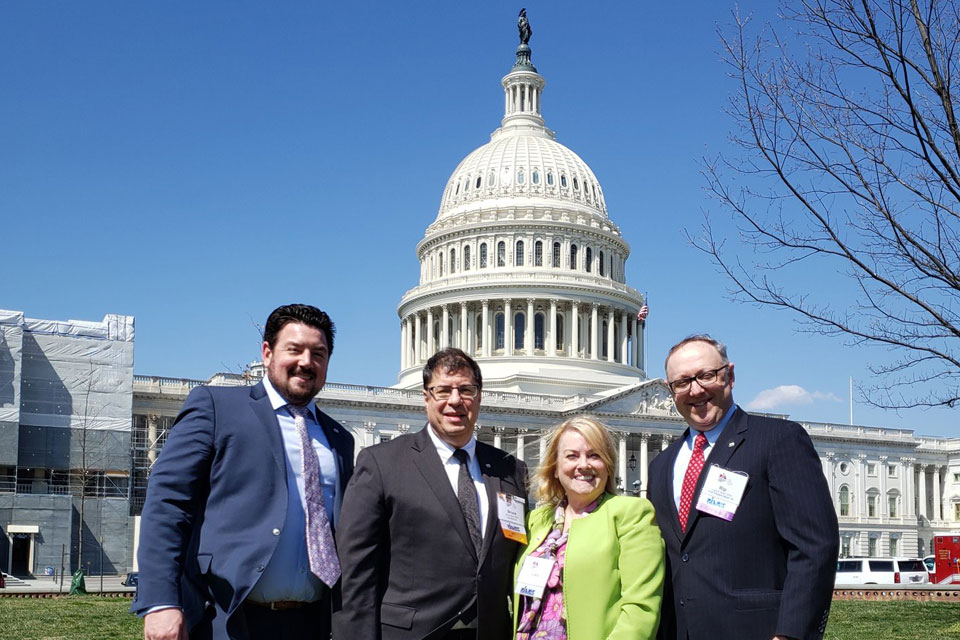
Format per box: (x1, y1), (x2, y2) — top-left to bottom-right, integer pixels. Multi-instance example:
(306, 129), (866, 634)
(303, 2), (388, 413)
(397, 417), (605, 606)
(2, 2), (956, 437)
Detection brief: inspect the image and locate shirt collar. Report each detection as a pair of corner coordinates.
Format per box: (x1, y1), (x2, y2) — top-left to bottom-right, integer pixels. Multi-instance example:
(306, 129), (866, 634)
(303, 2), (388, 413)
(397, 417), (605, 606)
(687, 403), (737, 448)
(262, 375), (319, 422)
(425, 423), (477, 462)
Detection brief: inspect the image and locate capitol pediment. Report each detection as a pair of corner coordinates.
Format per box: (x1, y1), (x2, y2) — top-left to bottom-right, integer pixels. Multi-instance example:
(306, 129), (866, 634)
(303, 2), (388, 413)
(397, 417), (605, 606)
(582, 379), (679, 417)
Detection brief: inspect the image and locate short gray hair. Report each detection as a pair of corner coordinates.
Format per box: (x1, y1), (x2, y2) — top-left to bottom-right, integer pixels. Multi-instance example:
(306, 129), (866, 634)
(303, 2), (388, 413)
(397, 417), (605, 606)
(664, 334), (729, 375)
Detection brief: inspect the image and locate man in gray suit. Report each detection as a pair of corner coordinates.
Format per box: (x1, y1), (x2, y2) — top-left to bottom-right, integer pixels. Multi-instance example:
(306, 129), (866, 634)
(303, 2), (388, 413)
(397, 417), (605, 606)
(334, 348), (527, 640)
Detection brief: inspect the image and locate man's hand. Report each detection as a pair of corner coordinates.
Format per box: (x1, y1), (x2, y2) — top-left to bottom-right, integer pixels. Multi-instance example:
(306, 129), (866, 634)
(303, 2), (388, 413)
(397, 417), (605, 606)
(144, 608), (187, 640)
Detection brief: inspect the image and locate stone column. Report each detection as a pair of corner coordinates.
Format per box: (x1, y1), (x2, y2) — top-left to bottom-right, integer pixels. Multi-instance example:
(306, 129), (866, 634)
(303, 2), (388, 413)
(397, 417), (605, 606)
(414, 313), (422, 364)
(918, 465), (928, 520)
(400, 318), (408, 370)
(639, 434), (649, 497)
(630, 314), (638, 368)
(932, 465), (942, 522)
(147, 414), (159, 464)
(423, 309), (433, 360)
(855, 454), (866, 519)
(620, 310), (629, 364)
(571, 301), (580, 358)
(482, 300), (491, 357)
(460, 302), (468, 351)
(661, 435), (671, 451)
(526, 298), (535, 355)
(505, 299), (513, 355)
(516, 429), (526, 461)
(901, 458), (915, 518)
(364, 422), (378, 447)
(493, 427), (504, 451)
(441, 305), (449, 349)
(538, 433), (547, 464)
(879, 455), (888, 517)
(590, 304), (599, 360)
(607, 308), (616, 362)
(548, 299), (558, 356)
(618, 433), (628, 493)
(824, 452), (836, 511)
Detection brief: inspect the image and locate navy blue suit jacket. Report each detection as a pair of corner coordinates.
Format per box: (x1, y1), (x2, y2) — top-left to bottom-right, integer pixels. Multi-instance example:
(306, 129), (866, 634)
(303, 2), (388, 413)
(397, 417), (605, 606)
(132, 382), (354, 640)
(647, 408), (838, 640)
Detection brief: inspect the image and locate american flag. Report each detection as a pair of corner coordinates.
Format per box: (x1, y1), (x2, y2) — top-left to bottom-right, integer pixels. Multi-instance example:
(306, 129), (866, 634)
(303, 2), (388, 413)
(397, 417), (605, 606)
(637, 304), (649, 323)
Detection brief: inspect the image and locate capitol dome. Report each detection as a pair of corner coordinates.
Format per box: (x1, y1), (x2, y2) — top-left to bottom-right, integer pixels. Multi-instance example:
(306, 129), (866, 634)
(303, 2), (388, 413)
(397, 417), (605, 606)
(395, 25), (647, 396)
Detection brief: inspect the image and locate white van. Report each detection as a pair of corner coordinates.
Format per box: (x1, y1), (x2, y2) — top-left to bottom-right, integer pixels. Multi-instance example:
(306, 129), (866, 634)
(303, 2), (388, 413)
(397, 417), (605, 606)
(835, 557), (929, 585)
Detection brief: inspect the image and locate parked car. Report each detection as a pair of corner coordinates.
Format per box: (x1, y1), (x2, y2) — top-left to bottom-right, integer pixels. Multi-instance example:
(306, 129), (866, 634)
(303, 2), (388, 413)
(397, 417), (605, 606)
(835, 557), (929, 585)
(924, 555), (936, 581)
(121, 572), (138, 587)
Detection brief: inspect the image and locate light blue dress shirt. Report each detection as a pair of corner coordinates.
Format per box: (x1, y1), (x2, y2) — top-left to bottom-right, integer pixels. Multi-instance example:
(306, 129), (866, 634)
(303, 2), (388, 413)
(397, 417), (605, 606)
(672, 404), (737, 512)
(247, 376), (340, 603)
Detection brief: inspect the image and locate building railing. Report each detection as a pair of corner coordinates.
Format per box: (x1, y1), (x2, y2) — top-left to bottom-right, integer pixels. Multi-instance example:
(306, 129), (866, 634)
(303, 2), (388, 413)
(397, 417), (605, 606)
(318, 382), (579, 410)
(801, 421), (916, 442)
(133, 375), (204, 395)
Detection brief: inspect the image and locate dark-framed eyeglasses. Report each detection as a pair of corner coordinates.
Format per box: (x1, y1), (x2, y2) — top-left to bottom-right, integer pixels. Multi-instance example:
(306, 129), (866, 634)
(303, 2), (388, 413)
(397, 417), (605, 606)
(668, 364), (729, 394)
(426, 384), (480, 401)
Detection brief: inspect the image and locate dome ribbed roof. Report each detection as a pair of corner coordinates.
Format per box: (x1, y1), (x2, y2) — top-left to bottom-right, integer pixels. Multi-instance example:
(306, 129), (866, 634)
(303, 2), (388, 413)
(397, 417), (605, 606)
(437, 133), (607, 220)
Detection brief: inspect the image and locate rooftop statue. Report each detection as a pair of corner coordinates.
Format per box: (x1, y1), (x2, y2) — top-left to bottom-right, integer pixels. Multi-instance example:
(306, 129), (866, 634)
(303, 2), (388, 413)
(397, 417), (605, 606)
(518, 8), (532, 45)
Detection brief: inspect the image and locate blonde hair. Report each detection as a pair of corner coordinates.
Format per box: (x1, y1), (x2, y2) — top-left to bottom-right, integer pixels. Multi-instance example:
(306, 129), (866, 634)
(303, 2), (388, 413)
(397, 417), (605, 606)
(533, 414), (618, 506)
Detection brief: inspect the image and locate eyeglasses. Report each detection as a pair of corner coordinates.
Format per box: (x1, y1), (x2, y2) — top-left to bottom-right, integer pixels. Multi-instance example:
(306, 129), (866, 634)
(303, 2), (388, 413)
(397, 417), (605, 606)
(426, 384), (480, 400)
(667, 365), (729, 393)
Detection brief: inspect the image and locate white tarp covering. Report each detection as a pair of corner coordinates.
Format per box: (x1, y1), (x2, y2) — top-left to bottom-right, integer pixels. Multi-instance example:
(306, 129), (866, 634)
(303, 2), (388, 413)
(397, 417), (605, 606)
(15, 311), (135, 432)
(0, 310), (24, 423)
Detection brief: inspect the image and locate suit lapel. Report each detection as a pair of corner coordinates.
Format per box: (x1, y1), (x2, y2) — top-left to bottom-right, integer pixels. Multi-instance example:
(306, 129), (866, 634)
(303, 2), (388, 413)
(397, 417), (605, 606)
(412, 427), (479, 562)
(684, 408), (748, 537)
(660, 435), (688, 542)
(249, 383), (286, 481)
(476, 443), (503, 566)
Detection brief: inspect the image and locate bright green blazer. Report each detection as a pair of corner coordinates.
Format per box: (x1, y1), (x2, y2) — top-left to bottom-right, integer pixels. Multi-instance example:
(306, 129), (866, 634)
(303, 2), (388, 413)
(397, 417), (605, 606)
(512, 493), (664, 640)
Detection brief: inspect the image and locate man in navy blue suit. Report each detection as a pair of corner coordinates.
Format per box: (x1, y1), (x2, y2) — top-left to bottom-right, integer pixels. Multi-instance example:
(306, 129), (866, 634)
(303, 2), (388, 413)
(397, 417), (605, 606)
(648, 335), (838, 640)
(133, 304), (354, 640)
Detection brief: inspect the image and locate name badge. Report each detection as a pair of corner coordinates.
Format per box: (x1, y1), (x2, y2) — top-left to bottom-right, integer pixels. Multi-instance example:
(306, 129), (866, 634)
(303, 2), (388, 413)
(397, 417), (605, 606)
(497, 492), (527, 544)
(516, 555), (554, 599)
(695, 464), (748, 521)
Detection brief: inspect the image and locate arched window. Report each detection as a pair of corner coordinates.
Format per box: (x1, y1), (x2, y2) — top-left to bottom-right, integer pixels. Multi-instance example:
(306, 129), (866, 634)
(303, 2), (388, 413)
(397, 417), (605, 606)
(475, 176), (482, 189)
(556, 313), (564, 351)
(573, 177), (580, 191)
(497, 241), (506, 267)
(480, 243), (488, 268)
(464, 245), (471, 271)
(534, 313), (544, 349)
(455, 182), (461, 195)
(433, 322), (440, 351)
(570, 244), (578, 270)
(547, 172), (554, 186)
(586, 247), (593, 273)
(475, 314), (483, 351)
(517, 169), (525, 185)
(839, 486), (850, 516)
(495, 313), (505, 350)
(553, 242), (561, 267)
(515, 240), (524, 266)
(599, 251), (605, 276)
(514, 312), (525, 350)
(439, 252), (444, 276)
(888, 490), (900, 518)
(532, 170), (540, 184)
(534, 240), (543, 266)
(450, 248), (456, 274)
(487, 172), (495, 186)
(561, 174), (568, 188)
(867, 490), (878, 517)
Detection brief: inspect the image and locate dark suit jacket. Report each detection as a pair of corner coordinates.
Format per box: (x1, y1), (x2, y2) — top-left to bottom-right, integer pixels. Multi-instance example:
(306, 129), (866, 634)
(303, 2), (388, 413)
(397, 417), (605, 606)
(647, 408), (838, 640)
(334, 426), (527, 640)
(132, 382), (355, 640)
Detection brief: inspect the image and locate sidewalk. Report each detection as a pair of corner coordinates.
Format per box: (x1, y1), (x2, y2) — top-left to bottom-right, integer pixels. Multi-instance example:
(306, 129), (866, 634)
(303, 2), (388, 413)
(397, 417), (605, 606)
(1, 574), (134, 594)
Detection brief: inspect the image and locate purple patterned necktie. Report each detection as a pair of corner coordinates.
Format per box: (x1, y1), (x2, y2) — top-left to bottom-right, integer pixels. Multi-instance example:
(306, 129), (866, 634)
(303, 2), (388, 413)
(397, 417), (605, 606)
(289, 404), (340, 587)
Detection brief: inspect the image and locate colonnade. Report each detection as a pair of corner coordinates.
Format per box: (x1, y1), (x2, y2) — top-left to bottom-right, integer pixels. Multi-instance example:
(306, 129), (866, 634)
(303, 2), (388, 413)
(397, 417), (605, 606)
(917, 463), (951, 522)
(400, 298), (644, 370)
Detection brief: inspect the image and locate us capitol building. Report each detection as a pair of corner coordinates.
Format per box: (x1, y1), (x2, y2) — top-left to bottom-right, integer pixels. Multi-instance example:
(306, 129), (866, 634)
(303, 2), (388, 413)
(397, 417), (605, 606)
(1, 26), (959, 577)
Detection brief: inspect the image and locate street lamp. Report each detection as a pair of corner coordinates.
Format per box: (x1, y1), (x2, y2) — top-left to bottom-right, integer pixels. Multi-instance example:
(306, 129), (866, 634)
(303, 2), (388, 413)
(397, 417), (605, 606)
(628, 453), (637, 471)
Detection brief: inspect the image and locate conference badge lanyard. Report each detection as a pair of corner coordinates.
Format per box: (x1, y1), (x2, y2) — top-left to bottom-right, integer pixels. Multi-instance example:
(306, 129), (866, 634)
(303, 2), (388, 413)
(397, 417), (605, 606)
(695, 464), (748, 521)
(497, 492), (527, 544)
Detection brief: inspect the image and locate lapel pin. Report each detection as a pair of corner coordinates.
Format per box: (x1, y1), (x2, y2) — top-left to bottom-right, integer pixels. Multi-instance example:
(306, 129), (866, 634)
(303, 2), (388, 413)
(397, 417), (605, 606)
(728, 442), (734, 447)
(485, 463), (491, 468)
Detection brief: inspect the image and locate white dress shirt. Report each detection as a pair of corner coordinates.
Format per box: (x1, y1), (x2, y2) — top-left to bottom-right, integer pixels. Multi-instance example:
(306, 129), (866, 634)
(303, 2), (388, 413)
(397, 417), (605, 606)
(425, 425), (491, 538)
(672, 404), (737, 512)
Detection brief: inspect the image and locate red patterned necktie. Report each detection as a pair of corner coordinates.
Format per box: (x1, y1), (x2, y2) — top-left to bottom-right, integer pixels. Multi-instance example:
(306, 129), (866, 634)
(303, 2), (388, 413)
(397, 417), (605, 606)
(289, 404), (341, 587)
(678, 433), (708, 532)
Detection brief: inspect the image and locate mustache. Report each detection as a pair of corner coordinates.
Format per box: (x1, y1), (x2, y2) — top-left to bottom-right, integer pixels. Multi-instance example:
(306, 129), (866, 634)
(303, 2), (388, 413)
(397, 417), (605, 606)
(292, 367), (316, 380)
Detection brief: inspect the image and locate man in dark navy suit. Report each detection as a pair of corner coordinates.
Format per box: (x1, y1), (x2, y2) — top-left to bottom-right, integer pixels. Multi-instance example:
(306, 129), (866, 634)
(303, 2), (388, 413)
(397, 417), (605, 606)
(648, 335), (838, 640)
(133, 304), (354, 640)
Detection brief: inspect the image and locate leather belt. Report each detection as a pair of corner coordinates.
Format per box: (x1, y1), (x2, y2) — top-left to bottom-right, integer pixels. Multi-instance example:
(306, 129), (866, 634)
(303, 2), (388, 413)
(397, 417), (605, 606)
(247, 600), (311, 611)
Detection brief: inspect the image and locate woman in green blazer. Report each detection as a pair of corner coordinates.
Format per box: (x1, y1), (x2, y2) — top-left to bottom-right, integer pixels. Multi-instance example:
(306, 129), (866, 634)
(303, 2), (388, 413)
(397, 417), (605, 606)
(513, 415), (664, 640)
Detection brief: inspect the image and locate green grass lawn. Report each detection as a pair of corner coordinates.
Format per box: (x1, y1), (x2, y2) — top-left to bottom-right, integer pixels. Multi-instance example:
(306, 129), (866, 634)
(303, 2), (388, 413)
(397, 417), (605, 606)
(0, 596), (959, 639)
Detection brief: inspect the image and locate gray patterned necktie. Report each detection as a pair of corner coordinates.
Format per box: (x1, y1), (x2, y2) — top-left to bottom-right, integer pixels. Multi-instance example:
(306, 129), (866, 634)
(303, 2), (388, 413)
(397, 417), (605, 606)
(453, 448), (483, 555)
(289, 404), (340, 587)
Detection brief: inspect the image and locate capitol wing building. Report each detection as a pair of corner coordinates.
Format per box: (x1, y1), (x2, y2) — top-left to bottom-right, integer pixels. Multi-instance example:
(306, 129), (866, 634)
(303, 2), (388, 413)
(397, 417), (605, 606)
(2, 29), (960, 577)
